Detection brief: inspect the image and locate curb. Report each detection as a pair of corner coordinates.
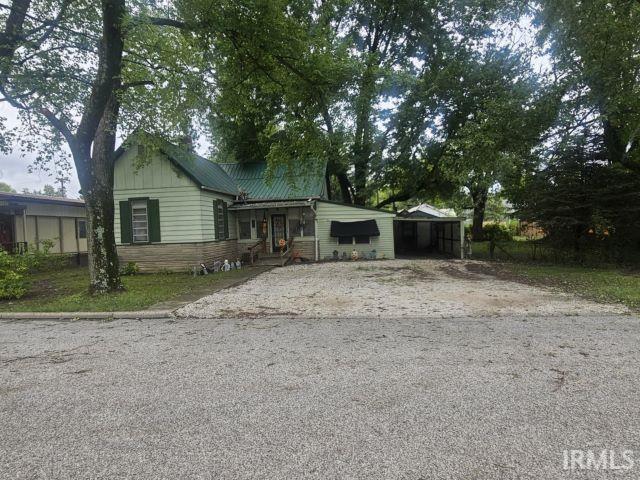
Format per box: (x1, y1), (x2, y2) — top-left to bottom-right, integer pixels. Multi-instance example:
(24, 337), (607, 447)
(0, 310), (174, 320)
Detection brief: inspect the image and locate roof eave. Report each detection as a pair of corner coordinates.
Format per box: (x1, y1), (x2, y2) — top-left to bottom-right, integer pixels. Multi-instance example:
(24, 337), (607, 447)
(200, 185), (239, 197)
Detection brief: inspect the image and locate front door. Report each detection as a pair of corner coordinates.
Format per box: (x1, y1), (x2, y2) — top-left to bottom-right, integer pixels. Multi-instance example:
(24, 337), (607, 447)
(271, 214), (287, 252)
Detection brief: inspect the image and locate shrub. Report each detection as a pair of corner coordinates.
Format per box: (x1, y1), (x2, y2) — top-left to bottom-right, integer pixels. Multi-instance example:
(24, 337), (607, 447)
(484, 223), (513, 242)
(24, 240), (69, 272)
(483, 223), (513, 259)
(0, 251), (28, 300)
(121, 261), (140, 276)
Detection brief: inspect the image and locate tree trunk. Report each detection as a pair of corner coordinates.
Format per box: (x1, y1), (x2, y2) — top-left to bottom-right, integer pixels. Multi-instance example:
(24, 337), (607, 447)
(336, 172), (353, 204)
(82, 92), (122, 293)
(83, 184), (122, 293)
(71, 0), (125, 293)
(471, 187), (488, 241)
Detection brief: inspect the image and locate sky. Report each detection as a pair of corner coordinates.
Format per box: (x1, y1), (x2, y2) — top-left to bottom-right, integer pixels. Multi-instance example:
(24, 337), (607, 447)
(0, 104), (211, 198)
(0, 104), (83, 197)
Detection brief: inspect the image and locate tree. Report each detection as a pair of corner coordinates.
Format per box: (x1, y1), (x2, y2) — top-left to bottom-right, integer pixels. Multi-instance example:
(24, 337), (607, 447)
(1, 1), (197, 292)
(437, 50), (556, 240)
(514, 139), (640, 262)
(0, 182), (16, 193)
(535, 0), (640, 171)
(187, 0), (506, 205)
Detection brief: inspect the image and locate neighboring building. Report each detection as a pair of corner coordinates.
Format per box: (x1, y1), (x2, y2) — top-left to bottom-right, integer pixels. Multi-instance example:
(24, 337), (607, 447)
(113, 137), (396, 271)
(398, 203), (452, 218)
(395, 203), (465, 258)
(0, 192), (87, 256)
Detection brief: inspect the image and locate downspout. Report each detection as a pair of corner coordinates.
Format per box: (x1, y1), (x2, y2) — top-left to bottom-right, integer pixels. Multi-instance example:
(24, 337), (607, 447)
(309, 200), (318, 261)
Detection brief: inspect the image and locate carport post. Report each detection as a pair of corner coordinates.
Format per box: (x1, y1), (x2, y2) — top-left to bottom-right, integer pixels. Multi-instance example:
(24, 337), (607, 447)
(460, 220), (465, 259)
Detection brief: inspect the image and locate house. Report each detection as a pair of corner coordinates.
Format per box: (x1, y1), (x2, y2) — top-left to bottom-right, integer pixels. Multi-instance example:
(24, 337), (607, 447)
(394, 203), (465, 258)
(0, 191), (87, 257)
(113, 137), (395, 271)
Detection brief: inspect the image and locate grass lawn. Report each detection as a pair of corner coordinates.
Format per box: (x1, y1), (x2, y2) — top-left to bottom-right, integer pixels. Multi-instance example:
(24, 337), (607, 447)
(0, 267), (255, 312)
(497, 263), (640, 311)
(470, 240), (640, 309)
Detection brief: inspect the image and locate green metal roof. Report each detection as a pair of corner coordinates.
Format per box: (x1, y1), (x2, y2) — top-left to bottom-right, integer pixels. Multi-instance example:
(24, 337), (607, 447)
(159, 141), (239, 196)
(217, 162), (326, 201)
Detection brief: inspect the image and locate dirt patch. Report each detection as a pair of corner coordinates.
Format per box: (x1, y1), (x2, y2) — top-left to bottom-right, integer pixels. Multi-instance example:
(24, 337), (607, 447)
(177, 259), (628, 319)
(439, 264), (484, 281)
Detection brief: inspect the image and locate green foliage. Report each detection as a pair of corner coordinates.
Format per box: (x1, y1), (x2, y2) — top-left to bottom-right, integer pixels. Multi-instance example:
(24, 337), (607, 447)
(23, 240), (68, 272)
(121, 261), (140, 276)
(535, 0), (640, 171)
(0, 251), (28, 300)
(514, 141), (640, 263)
(0, 182), (16, 193)
(484, 223), (513, 242)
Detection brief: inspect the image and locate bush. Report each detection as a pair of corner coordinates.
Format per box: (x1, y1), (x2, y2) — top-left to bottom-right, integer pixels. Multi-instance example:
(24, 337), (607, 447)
(0, 251), (28, 300)
(484, 223), (513, 242)
(24, 239), (69, 273)
(121, 261), (140, 276)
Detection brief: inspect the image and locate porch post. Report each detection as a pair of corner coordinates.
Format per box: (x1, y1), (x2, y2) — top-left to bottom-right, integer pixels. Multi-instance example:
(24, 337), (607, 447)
(22, 208), (27, 246)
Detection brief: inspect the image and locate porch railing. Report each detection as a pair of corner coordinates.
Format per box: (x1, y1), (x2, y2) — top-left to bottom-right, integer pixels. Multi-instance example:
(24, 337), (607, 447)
(280, 237), (295, 267)
(1, 241), (28, 255)
(247, 238), (265, 265)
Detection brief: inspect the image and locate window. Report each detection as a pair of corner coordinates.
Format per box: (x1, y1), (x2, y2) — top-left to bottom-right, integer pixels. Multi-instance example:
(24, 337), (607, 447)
(354, 235), (370, 244)
(77, 219), (87, 239)
(288, 219), (301, 237)
(338, 236), (352, 244)
(302, 219), (315, 237)
(131, 200), (149, 243)
(239, 213), (251, 240)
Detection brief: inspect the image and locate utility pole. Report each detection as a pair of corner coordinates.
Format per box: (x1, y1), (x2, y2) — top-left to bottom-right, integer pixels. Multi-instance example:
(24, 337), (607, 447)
(55, 173), (68, 197)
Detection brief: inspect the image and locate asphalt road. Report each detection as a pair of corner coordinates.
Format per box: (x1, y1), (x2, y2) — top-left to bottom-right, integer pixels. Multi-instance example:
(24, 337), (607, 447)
(1, 314), (639, 479)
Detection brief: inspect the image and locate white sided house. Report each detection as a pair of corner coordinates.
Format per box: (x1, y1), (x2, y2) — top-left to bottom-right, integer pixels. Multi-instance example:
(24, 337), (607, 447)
(0, 191), (87, 258)
(113, 137), (396, 271)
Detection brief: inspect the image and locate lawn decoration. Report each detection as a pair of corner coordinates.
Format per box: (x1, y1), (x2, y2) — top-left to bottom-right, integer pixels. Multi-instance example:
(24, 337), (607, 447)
(351, 249), (359, 261)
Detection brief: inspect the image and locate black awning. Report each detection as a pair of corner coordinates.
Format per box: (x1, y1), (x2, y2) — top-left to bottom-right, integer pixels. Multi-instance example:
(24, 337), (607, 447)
(330, 219), (380, 237)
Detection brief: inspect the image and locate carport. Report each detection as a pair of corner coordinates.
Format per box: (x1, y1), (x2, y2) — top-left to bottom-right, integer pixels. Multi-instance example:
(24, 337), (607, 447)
(393, 204), (465, 258)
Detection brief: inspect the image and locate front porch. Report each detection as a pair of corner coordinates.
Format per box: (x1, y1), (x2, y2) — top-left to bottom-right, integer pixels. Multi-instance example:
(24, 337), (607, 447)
(230, 201), (318, 265)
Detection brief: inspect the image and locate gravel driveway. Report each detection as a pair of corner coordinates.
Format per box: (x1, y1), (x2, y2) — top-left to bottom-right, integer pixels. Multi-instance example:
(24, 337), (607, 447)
(177, 259), (627, 318)
(1, 314), (639, 479)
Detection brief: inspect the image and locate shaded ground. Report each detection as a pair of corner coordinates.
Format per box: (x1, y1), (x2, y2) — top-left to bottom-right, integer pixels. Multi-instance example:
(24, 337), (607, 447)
(177, 259), (628, 318)
(0, 266), (270, 312)
(1, 315), (639, 479)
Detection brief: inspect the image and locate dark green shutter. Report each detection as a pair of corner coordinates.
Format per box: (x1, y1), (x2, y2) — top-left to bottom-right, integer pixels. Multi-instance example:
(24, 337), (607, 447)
(148, 199), (161, 243)
(222, 201), (229, 239)
(119, 201), (132, 244)
(214, 200), (220, 240)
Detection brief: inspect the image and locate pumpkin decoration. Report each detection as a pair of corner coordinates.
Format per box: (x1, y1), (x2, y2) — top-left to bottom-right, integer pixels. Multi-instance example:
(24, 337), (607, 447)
(351, 249), (359, 261)
(278, 238), (287, 252)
